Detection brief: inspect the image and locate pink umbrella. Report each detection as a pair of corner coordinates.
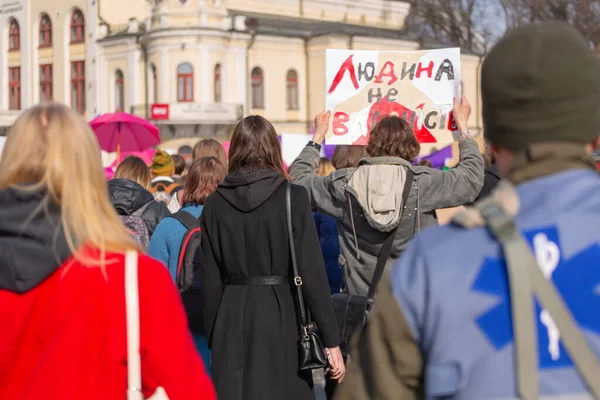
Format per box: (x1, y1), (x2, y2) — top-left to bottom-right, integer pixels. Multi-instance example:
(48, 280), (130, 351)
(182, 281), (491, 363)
(90, 113), (160, 163)
(221, 141), (231, 159)
(110, 148), (156, 168)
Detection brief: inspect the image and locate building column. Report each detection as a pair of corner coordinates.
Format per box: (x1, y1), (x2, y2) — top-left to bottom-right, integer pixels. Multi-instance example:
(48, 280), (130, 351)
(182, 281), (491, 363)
(160, 47), (169, 103)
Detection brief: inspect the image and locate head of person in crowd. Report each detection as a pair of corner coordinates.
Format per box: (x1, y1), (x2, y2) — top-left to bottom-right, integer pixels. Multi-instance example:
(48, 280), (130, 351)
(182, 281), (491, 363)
(193, 138), (227, 166)
(331, 145), (368, 170)
(317, 158), (335, 177)
(178, 145), (193, 165)
(366, 116), (421, 162)
(114, 156), (151, 190)
(172, 154), (186, 177)
(416, 159), (433, 168)
(0, 102), (136, 258)
(151, 150), (175, 177)
(482, 21), (600, 182)
(180, 157), (226, 206)
(228, 115), (289, 179)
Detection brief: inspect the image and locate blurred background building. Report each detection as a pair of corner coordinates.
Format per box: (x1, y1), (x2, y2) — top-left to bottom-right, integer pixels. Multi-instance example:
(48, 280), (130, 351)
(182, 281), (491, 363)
(0, 0), (483, 142)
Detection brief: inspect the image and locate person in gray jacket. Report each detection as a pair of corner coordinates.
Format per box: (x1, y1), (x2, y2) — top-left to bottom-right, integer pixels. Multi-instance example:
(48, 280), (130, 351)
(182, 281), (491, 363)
(289, 96), (484, 296)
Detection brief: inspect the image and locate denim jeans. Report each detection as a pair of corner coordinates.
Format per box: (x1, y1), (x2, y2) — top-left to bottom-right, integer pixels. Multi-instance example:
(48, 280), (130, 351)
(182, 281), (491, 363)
(192, 333), (211, 376)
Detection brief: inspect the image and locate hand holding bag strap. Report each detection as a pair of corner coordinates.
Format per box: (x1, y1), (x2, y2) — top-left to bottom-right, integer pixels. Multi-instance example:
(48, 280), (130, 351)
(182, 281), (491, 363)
(480, 202), (600, 400)
(367, 169), (414, 299)
(286, 182), (309, 330)
(126, 251), (144, 400)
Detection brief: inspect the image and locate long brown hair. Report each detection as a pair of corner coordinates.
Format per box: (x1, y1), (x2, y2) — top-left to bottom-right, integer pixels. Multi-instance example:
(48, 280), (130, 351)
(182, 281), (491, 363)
(0, 102), (137, 261)
(114, 156), (151, 189)
(180, 157), (226, 205)
(228, 115), (289, 179)
(332, 145), (368, 169)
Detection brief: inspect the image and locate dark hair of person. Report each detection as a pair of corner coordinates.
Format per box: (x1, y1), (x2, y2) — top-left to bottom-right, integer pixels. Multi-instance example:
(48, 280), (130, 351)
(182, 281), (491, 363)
(193, 138), (227, 165)
(416, 159), (433, 168)
(180, 157), (226, 205)
(114, 156), (151, 189)
(331, 145), (368, 169)
(366, 116), (421, 162)
(178, 145), (193, 155)
(228, 115), (289, 179)
(172, 154), (186, 175)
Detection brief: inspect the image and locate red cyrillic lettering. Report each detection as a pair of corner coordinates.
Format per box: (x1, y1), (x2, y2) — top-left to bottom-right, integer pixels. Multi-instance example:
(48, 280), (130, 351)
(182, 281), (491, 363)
(328, 55), (359, 95)
(374, 61), (398, 85)
(416, 61), (434, 78)
(332, 112), (350, 136)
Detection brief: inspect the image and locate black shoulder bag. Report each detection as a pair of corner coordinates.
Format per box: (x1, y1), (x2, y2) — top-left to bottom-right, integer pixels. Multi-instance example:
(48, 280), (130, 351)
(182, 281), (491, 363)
(286, 182), (329, 371)
(332, 169), (414, 353)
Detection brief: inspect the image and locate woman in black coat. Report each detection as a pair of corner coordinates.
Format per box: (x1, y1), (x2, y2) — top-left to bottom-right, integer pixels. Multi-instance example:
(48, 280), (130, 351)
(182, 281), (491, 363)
(198, 116), (345, 400)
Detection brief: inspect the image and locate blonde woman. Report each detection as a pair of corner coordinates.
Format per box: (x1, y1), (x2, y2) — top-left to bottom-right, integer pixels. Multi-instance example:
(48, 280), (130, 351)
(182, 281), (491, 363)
(0, 103), (215, 400)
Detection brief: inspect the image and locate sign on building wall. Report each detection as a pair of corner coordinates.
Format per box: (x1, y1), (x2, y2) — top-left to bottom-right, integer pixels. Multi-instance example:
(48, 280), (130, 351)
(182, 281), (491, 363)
(325, 48), (461, 145)
(150, 103), (242, 123)
(0, 0), (23, 14)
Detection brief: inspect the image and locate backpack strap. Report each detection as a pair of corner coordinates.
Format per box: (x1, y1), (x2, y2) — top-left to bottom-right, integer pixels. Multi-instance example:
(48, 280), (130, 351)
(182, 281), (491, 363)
(453, 183), (600, 400)
(170, 210), (200, 229)
(367, 168), (414, 299)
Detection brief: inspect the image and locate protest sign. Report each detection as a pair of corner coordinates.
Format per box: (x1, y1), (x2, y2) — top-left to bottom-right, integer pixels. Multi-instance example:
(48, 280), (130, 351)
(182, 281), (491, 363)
(325, 48), (461, 145)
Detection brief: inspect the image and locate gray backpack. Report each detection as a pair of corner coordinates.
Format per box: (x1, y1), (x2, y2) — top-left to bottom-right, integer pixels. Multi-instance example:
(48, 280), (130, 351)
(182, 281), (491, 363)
(120, 202), (152, 249)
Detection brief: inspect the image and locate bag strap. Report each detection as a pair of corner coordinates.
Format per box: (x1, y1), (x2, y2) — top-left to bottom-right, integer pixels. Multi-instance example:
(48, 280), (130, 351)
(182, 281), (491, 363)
(367, 169), (414, 299)
(170, 210), (199, 229)
(286, 182), (309, 332)
(479, 201), (600, 400)
(125, 251), (144, 400)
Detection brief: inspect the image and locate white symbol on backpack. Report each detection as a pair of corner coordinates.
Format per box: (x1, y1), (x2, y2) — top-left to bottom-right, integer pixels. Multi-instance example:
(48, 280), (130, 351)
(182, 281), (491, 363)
(534, 233), (561, 361)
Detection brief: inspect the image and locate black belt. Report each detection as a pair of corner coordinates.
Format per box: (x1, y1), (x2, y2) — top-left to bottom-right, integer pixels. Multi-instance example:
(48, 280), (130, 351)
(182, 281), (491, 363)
(225, 276), (289, 286)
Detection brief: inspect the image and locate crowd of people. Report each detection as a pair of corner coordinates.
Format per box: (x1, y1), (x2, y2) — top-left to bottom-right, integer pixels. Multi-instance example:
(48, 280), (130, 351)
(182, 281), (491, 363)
(1, 20), (599, 400)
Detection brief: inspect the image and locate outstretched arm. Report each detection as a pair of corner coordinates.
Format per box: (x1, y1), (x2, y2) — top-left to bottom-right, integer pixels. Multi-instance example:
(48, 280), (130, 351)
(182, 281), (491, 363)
(289, 112), (345, 219)
(419, 97), (484, 211)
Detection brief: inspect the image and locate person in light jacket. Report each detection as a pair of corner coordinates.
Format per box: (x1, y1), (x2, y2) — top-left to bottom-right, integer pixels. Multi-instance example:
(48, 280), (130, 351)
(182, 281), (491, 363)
(289, 99), (484, 296)
(148, 156), (226, 374)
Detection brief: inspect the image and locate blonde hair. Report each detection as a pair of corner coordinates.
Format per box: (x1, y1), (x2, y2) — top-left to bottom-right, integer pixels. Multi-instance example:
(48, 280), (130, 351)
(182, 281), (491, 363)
(193, 138), (227, 165)
(114, 156), (151, 190)
(317, 158), (335, 177)
(0, 103), (137, 263)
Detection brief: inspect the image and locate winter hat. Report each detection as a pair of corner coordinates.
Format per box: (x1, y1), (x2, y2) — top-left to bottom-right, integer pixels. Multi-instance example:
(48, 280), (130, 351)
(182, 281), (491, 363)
(151, 150), (175, 176)
(482, 21), (600, 151)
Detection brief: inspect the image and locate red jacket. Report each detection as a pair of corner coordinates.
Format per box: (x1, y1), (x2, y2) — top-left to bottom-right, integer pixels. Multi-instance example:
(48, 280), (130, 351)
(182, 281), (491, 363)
(0, 251), (216, 400)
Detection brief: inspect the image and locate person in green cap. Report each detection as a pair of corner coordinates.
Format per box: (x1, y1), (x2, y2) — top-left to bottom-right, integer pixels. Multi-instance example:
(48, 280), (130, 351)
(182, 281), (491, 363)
(150, 149), (182, 205)
(335, 21), (600, 400)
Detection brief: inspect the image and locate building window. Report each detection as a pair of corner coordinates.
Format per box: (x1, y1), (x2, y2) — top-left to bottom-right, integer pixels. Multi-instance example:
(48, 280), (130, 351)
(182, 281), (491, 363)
(71, 61), (86, 114)
(251, 67), (264, 109)
(9, 19), (19, 51)
(40, 64), (53, 102)
(39, 14), (52, 47)
(177, 63), (193, 102)
(214, 64), (222, 103)
(70, 9), (85, 43)
(115, 69), (124, 112)
(286, 69), (299, 110)
(9, 67), (20, 110)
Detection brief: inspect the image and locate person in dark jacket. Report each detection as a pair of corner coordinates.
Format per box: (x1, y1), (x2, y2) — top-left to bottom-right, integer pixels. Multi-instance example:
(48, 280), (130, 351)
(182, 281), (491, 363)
(314, 158), (342, 295)
(467, 141), (501, 205)
(108, 156), (170, 237)
(197, 115), (345, 400)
